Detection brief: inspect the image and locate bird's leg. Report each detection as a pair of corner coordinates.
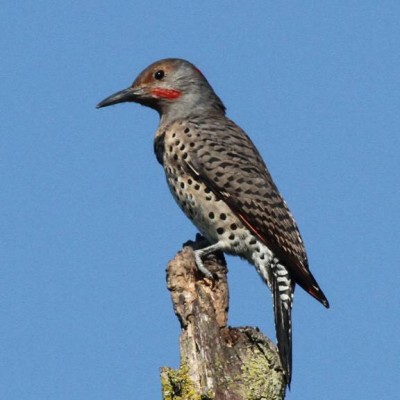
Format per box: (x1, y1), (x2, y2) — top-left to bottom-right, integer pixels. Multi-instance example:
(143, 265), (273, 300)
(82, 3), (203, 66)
(193, 241), (224, 279)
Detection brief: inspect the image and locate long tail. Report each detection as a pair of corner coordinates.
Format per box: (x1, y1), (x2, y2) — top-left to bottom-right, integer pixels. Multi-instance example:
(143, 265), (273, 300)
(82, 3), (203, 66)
(272, 262), (294, 387)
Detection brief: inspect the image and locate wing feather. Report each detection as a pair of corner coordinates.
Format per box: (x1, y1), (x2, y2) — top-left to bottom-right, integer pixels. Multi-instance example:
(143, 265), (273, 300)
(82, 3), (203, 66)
(183, 119), (329, 307)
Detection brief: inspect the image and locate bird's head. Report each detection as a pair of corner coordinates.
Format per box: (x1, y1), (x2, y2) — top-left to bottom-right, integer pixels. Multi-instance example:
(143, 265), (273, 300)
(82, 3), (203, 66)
(97, 58), (225, 124)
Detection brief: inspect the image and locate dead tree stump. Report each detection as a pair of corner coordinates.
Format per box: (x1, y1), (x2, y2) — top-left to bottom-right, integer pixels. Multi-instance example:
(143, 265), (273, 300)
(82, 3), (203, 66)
(160, 235), (286, 400)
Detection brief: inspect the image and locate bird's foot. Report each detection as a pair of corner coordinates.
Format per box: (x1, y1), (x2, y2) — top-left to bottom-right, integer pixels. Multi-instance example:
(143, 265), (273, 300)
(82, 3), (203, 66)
(194, 248), (214, 279)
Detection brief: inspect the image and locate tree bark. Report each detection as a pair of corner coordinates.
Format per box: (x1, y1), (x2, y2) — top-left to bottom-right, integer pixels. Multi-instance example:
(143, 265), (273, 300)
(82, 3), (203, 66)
(161, 235), (286, 400)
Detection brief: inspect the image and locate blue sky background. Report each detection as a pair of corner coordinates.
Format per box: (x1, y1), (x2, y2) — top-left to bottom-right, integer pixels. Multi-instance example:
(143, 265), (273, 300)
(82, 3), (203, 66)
(1, 2), (399, 399)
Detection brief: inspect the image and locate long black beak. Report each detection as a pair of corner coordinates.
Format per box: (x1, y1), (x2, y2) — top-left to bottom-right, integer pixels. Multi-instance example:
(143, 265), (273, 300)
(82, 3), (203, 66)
(96, 87), (141, 109)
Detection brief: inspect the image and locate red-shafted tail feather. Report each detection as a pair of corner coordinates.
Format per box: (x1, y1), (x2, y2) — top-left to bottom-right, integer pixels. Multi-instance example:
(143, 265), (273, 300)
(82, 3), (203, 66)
(239, 208), (330, 309)
(272, 275), (294, 387)
(184, 123), (329, 387)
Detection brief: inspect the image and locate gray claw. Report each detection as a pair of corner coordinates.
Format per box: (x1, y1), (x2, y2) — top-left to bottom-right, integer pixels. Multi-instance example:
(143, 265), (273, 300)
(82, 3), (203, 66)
(194, 249), (213, 278)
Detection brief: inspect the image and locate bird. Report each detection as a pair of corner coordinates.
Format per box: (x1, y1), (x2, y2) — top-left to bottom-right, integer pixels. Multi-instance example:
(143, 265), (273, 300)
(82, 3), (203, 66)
(96, 58), (329, 386)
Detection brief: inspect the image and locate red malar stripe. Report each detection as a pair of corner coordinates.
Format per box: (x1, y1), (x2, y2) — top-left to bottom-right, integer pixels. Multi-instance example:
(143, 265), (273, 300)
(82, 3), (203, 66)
(151, 88), (182, 99)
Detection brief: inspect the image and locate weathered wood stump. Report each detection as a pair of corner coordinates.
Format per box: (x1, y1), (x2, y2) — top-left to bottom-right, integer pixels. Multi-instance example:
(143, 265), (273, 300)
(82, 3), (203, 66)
(160, 235), (286, 400)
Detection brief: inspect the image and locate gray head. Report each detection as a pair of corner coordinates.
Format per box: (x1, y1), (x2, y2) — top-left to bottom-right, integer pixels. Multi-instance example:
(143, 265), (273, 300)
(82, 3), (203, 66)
(97, 58), (226, 125)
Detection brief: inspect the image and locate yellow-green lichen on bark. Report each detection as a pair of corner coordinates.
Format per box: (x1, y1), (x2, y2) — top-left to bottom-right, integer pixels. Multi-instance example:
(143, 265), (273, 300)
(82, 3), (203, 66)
(240, 349), (285, 400)
(161, 364), (214, 400)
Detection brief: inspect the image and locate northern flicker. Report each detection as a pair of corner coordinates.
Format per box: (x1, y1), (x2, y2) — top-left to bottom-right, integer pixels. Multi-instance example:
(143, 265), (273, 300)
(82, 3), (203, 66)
(97, 58), (329, 386)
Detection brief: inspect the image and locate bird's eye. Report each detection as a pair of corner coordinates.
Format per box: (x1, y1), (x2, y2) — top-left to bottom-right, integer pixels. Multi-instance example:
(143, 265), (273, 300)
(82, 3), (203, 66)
(154, 70), (165, 80)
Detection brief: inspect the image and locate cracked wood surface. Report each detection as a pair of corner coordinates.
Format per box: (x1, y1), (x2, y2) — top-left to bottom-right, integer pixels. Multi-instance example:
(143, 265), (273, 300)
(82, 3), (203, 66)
(160, 236), (286, 400)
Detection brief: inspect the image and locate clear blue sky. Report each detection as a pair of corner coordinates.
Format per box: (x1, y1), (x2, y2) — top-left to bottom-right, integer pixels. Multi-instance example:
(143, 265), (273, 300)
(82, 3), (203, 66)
(1, 2), (399, 399)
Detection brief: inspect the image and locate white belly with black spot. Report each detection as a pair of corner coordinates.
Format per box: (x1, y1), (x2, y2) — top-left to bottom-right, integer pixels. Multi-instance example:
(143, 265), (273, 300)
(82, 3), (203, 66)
(164, 165), (278, 287)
